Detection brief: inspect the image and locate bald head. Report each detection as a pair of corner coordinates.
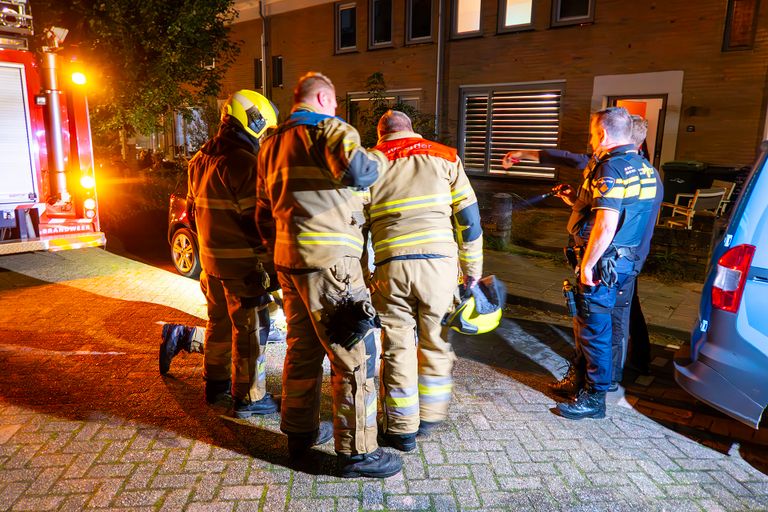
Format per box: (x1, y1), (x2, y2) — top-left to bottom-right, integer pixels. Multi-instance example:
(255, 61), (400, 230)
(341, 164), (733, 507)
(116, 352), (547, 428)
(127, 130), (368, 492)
(293, 72), (337, 115)
(377, 110), (413, 139)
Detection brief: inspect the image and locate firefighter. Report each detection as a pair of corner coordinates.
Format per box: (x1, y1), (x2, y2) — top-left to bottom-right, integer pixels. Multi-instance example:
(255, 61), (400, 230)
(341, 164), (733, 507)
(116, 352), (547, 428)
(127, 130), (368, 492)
(182, 90), (281, 418)
(368, 110), (483, 451)
(255, 72), (402, 478)
(552, 107), (659, 419)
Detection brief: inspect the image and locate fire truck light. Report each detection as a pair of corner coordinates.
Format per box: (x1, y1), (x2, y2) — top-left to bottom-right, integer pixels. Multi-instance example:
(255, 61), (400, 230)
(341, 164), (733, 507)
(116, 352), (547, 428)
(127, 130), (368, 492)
(85, 209), (96, 219)
(71, 71), (87, 85)
(80, 175), (96, 189)
(83, 198), (97, 210)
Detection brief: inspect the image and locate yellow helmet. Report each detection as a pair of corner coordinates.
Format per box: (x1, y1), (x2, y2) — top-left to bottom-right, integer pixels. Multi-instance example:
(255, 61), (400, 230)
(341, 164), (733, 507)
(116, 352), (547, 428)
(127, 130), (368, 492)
(222, 89), (278, 138)
(442, 275), (506, 335)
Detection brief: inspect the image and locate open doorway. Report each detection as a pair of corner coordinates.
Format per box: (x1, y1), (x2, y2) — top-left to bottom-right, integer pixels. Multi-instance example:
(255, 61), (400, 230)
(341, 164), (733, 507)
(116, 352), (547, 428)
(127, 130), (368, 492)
(608, 95), (667, 169)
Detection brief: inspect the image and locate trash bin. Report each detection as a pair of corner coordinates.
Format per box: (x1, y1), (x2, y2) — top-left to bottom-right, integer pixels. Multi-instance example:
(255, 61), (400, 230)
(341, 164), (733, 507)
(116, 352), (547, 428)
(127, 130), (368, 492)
(661, 161), (707, 203)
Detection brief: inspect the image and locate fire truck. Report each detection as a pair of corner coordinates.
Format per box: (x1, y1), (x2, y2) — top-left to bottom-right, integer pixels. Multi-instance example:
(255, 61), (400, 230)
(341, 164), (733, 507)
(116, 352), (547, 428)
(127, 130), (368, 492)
(0, 0), (105, 255)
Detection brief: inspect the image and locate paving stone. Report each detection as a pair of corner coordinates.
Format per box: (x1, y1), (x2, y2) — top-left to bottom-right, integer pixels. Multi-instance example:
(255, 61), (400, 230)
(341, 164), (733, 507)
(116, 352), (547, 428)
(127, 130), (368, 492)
(386, 494), (432, 510)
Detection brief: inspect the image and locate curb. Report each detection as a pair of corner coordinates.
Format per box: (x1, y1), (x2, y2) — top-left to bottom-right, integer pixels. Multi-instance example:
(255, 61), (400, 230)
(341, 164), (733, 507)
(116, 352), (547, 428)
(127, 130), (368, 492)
(505, 293), (691, 342)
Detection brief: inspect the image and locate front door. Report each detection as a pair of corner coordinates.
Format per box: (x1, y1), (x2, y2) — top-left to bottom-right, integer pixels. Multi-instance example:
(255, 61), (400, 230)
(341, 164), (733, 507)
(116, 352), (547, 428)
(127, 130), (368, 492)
(608, 95), (667, 169)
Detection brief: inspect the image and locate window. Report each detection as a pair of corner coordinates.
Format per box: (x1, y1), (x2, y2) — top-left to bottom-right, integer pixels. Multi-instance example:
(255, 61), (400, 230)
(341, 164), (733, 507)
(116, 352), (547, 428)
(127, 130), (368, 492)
(459, 82), (564, 178)
(407, 0), (432, 43)
(336, 2), (357, 52)
(369, 0), (393, 48)
(452, 0), (482, 37)
(498, 0), (532, 32)
(272, 56), (283, 88)
(253, 58), (263, 89)
(723, 0), (760, 51)
(551, 0), (594, 27)
(346, 89), (423, 144)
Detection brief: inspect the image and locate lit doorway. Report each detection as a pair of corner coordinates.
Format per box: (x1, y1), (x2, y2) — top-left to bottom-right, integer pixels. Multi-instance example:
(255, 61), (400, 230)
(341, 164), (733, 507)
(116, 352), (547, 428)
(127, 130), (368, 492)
(608, 95), (667, 169)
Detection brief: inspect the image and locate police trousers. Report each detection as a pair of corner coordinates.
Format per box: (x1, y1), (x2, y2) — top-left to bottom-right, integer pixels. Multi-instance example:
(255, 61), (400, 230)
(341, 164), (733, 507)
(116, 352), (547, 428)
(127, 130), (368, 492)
(200, 272), (270, 402)
(372, 257), (458, 435)
(573, 257), (636, 392)
(278, 257), (378, 455)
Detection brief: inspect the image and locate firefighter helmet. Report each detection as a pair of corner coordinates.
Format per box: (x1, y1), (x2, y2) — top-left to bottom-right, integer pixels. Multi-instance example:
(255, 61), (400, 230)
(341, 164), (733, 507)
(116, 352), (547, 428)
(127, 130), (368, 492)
(442, 275), (506, 335)
(222, 89), (278, 138)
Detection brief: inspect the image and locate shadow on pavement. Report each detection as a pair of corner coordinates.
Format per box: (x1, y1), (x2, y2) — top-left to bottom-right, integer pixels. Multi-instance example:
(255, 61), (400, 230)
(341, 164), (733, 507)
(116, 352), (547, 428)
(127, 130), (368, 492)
(0, 269), (337, 476)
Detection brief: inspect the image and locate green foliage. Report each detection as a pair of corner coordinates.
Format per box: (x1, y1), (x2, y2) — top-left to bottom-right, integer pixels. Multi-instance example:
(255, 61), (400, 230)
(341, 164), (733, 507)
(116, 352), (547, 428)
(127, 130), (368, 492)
(30, 0), (239, 138)
(355, 72), (435, 147)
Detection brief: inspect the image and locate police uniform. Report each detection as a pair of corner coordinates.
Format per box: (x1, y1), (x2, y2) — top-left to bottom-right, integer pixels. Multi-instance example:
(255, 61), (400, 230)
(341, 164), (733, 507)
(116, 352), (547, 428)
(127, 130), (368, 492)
(368, 131), (483, 437)
(256, 105), (384, 455)
(568, 145), (659, 392)
(187, 122), (271, 404)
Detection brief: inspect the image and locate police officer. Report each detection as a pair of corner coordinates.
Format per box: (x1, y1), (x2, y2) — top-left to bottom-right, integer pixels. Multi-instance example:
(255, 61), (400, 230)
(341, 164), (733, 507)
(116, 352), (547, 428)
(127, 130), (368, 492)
(367, 110), (483, 452)
(552, 107), (659, 419)
(255, 72), (402, 478)
(184, 90), (280, 418)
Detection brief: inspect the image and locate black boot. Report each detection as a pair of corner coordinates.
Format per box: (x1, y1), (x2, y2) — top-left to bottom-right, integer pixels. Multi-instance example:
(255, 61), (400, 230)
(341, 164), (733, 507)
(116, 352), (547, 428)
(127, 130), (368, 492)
(556, 388), (607, 420)
(287, 421), (334, 459)
(205, 379), (232, 405)
(338, 448), (403, 479)
(417, 420), (442, 437)
(378, 431), (417, 452)
(548, 363), (585, 398)
(159, 324), (193, 375)
(233, 393), (279, 418)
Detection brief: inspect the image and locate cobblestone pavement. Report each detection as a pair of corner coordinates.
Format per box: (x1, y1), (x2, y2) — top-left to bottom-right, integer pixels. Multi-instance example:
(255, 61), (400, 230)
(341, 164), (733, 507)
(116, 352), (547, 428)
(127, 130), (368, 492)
(1, 249), (767, 511)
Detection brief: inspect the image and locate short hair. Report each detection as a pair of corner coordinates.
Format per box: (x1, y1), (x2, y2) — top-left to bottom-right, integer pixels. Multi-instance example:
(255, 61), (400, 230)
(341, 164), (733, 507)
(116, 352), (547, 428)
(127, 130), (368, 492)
(377, 110), (413, 136)
(591, 107), (632, 141)
(293, 72), (335, 104)
(630, 114), (648, 147)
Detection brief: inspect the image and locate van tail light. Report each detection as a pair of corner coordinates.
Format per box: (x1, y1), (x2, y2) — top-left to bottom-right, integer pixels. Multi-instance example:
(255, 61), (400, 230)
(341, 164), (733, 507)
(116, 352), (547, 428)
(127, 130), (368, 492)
(712, 244), (756, 313)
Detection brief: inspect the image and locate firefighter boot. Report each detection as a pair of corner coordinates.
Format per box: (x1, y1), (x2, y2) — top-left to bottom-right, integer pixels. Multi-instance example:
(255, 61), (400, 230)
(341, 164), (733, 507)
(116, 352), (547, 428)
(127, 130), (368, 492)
(337, 448), (403, 479)
(233, 393), (279, 418)
(378, 431), (417, 452)
(160, 324), (192, 375)
(548, 363), (585, 398)
(205, 379), (232, 405)
(556, 388), (607, 420)
(287, 421), (334, 460)
(417, 420), (442, 438)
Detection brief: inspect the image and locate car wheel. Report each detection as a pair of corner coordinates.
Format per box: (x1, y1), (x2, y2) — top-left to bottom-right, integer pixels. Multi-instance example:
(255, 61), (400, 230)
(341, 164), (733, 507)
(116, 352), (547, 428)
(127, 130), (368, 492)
(171, 228), (201, 279)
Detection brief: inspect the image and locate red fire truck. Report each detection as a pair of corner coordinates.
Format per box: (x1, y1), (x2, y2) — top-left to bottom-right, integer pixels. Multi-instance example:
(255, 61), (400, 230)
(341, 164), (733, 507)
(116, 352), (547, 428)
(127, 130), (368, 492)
(0, 1), (105, 255)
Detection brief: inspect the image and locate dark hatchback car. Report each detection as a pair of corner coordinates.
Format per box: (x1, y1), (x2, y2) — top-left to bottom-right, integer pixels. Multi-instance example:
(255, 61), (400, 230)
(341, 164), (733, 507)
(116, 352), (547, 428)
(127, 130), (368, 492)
(168, 182), (201, 279)
(675, 142), (768, 429)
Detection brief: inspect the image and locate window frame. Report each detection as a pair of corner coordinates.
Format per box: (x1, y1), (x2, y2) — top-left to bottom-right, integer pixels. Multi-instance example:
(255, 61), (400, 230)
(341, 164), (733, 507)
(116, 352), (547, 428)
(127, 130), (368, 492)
(451, 0), (483, 39)
(369, 0), (394, 49)
(406, 0), (433, 44)
(497, 0), (534, 34)
(335, 2), (358, 54)
(458, 81), (565, 180)
(551, 0), (595, 27)
(722, 0), (760, 51)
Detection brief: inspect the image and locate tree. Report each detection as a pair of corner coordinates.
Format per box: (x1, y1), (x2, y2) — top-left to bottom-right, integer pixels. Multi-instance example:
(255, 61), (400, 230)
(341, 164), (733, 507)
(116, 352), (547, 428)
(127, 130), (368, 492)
(30, 0), (240, 155)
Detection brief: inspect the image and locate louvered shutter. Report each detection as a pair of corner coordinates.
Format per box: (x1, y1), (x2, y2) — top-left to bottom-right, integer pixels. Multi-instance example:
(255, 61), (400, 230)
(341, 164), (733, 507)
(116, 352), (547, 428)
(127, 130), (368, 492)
(462, 93), (489, 173)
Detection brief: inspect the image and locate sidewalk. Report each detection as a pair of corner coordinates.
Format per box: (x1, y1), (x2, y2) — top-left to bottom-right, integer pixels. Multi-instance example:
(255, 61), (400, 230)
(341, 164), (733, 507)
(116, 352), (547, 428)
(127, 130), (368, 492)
(485, 207), (702, 340)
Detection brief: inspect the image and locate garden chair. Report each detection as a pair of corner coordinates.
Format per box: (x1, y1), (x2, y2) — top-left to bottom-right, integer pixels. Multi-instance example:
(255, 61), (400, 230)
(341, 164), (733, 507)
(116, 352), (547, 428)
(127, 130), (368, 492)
(658, 187), (725, 229)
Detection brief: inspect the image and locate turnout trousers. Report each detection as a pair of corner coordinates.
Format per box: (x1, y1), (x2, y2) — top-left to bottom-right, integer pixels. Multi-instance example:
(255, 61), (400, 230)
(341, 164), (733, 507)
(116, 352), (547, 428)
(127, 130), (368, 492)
(278, 257), (378, 455)
(371, 257), (458, 435)
(200, 272), (269, 402)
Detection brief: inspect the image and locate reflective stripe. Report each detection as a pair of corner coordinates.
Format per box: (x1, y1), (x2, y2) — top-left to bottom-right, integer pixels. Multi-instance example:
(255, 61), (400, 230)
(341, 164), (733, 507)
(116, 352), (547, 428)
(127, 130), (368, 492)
(369, 193), (451, 219)
(296, 232), (364, 250)
(459, 249), (483, 262)
(195, 196), (237, 211)
(418, 375), (452, 404)
(596, 186), (625, 199)
(237, 196), (257, 211)
(615, 176), (639, 185)
(366, 391), (377, 425)
(640, 178), (656, 184)
(199, 246), (258, 259)
(374, 229), (454, 250)
(639, 186), (657, 200)
(452, 185), (471, 204)
(623, 184), (641, 198)
(257, 358), (266, 381)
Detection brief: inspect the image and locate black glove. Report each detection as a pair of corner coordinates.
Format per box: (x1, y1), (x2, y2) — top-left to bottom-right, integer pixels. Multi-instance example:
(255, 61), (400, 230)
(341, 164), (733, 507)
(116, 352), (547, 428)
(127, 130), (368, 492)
(324, 298), (378, 350)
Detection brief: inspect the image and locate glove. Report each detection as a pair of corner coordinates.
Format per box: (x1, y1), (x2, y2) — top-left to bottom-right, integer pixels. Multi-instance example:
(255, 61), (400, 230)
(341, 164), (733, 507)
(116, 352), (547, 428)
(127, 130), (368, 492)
(325, 298), (378, 350)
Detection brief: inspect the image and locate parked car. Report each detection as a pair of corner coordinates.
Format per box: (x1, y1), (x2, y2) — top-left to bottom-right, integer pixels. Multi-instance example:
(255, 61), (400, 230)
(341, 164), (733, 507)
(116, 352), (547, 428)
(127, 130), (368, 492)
(674, 142), (768, 429)
(168, 181), (201, 279)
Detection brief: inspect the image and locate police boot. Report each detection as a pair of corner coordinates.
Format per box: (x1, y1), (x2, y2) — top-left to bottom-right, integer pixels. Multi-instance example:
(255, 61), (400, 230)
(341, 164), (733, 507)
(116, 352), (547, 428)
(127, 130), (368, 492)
(548, 363), (585, 398)
(205, 379), (232, 405)
(337, 448), (403, 479)
(556, 388), (607, 420)
(378, 431), (417, 452)
(287, 421), (334, 460)
(417, 420), (443, 438)
(160, 324), (191, 375)
(233, 393), (279, 418)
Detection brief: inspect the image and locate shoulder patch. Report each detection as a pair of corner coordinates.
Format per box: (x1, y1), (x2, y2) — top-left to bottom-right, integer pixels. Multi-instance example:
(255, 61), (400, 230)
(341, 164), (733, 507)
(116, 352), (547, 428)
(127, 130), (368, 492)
(594, 176), (616, 196)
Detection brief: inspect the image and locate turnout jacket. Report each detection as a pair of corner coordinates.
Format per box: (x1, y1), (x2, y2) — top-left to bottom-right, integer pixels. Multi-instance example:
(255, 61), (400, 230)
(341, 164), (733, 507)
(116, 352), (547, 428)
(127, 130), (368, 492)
(187, 123), (265, 280)
(256, 105), (384, 271)
(368, 131), (483, 279)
